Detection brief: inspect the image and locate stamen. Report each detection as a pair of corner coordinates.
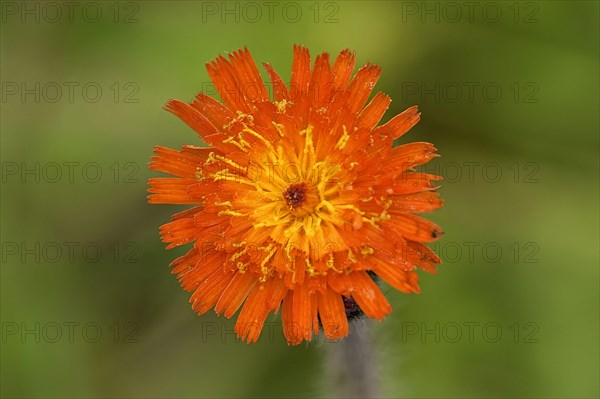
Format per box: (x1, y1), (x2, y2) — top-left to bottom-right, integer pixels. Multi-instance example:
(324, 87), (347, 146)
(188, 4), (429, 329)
(305, 257), (316, 276)
(222, 136), (249, 152)
(214, 154), (247, 172)
(325, 252), (342, 273)
(195, 167), (205, 181)
(274, 99), (289, 113)
(236, 261), (249, 273)
(259, 245), (277, 282)
(242, 125), (275, 152)
(231, 247), (248, 261)
(336, 125), (350, 150)
(218, 209), (245, 217)
(283, 183), (307, 209)
(360, 246), (374, 257)
(347, 250), (357, 263)
(272, 121), (285, 137)
(223, 111), (254, 130)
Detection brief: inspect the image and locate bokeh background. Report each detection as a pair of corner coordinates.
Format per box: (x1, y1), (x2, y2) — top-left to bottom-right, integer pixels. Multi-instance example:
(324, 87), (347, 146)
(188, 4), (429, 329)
(1, 1), (598, 398)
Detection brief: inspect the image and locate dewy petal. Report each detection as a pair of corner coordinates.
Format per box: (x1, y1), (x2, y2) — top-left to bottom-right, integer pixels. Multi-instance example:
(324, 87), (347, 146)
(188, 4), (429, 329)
(190, 93), (236, 128)
(382, 212), (444, 243)
(206, 55), (250, 112)
(235, 277), (287, 343)
(290, 44), (311, 98)
(308, 52), (333, 107)
(405, 240), (442, 274)
(345, 63), (381, 114)
(377, 172), (443, 196)
(373, 105), (421, 141)
(347, 271), (392, 320)
(149, 145), (212, 178)
(227, 47), (269, 103)
(369, 257), (421, 294)
(282, 283), (318, 345)
(386, 142), (439, 172)
(147, 178), (197, 204)
(190, 268), (236, 315)
(159, 217), (198, 249)
(262, 62), (289, 101)
(356, 92), (392, 130)
(215, 271), (257, 317)
(176, 251), (224, 292)
(331, 49), (356, 90)
(317, 289), (349, 340)
(164, 100), (237, 151)
(389, 191), (444, 214)
(149, 46), (444, 345)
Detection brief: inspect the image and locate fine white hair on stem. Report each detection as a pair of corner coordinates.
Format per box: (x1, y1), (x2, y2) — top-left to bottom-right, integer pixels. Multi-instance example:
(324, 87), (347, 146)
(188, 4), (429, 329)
(325, 318), (380, 398)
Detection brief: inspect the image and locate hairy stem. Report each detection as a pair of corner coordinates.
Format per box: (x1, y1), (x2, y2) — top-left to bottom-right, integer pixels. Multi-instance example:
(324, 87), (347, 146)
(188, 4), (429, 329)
(325, 319), (380, 398)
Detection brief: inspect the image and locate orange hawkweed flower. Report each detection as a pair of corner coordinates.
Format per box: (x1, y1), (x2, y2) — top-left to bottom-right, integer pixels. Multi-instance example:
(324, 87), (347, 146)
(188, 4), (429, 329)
(148, 46), (444, 345)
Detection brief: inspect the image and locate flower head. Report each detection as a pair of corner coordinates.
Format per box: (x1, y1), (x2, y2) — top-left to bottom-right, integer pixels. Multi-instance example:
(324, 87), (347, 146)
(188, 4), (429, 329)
(148, 46), (444, 345)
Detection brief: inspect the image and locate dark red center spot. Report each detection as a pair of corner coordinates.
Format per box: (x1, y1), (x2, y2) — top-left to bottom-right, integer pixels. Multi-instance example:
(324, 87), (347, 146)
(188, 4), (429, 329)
(283, 183), (306, 209)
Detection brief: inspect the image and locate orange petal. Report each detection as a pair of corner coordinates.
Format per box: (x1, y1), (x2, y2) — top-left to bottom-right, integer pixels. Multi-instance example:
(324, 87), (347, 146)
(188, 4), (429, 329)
(164, 100), (223, 143)
(236, 278), (287, 343)
(262, 62), (289, 101)
(206, 55), (250, 112)
(190, 268), (236, 315)
(347, 271), (391, 320)
(345, 63), (381, 114)
(356, 92), (391, 130)
(190, 93), (235, 128)
(193, 210), (226, 228)
(386, 142), (439, 172)
(147, 178), (197, 204)
(308, 52), (333, 106)
(373, 105), (420, 141)
(170, 247), (201, 279)
(170, 205), (204, 221)
(369, 257), (421, 294)
(149, 145), (211, 178)
(404, 240), (442, 274)
(160, 217), (198, 249)
(380, 172), (443, 195)
(227, 47), (269, 103)
(289, 45), (311, 98)
(281, 283), (317, 345)
(178, 251), (226, 292)
(383, 212), (443, 243)
(389, 191), (444, 214)
(317, 289), (348, 341)
(215, 271), (257, 317)
(331, 49), (356, 91)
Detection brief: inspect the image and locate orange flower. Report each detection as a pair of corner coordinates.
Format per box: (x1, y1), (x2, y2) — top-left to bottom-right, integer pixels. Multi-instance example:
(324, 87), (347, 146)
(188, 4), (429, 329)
(148, 46), (444, 345)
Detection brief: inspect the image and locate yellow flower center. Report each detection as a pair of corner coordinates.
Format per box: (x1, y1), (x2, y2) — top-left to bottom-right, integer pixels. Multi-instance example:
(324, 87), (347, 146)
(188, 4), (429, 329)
(199, 120), (366, 279)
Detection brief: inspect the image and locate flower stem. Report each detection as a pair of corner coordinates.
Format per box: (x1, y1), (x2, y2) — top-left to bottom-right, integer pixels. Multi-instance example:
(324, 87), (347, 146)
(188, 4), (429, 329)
(325, 319), (380, 398)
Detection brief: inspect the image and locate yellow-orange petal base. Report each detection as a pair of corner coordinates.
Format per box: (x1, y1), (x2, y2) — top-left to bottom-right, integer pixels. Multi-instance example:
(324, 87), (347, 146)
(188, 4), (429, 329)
(148, 46), (444, 345)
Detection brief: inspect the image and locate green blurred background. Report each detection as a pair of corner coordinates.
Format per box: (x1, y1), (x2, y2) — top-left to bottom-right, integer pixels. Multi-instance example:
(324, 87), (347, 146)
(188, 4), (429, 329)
(1, 1), (598, 398)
